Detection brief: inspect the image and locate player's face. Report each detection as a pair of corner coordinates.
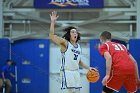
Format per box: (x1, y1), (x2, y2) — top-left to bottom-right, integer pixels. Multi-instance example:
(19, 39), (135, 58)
(100, 37), (104, 43)
(70, 29), (78, 42)
(7, 61), (12, 66)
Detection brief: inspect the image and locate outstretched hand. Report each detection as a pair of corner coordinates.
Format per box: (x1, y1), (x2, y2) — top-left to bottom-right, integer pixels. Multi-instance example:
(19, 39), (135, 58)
(50, 11), (59, 22)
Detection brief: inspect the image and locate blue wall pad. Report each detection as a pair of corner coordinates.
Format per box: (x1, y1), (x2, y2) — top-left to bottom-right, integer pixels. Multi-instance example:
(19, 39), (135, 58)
(11, 39), (50, 93)
(90, 39), (105, 93)
(129, 39), (140, 93)
(0, 39), (10, 66)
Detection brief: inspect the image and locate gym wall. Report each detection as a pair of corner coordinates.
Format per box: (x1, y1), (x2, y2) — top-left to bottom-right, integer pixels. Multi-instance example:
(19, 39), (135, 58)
(11, 39), (50, 93)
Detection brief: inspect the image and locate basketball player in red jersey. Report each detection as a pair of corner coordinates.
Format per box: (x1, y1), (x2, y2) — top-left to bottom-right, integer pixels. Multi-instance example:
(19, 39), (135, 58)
(99, 31), (140, 93)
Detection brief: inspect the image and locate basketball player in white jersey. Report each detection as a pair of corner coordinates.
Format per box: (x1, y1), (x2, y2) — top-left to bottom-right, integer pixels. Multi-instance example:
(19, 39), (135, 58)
(49, 11), (94, 93)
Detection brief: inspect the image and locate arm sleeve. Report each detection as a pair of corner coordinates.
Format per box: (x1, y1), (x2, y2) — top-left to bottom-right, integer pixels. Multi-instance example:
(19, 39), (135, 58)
(99, 44), (108, 56)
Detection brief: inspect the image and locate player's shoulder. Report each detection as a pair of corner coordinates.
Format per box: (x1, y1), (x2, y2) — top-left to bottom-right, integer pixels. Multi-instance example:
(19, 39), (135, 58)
(108, 42), (126, 49)
(105, 41), (114, 44)
(2, 65), (7, 70)
(105, 41), (121, 46)
(77, 42), (81, 47)
(100, 41), (115, 50)
(111, 42), (125, 46)
(99, 43), (107, 50)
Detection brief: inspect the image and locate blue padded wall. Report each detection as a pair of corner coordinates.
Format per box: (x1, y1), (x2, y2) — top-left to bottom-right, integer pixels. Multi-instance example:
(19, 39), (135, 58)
(90, 39), (105, 93)
(11, 39), (49, 93)
(129, 39), (140, 93)
(0, 39), (9, 67)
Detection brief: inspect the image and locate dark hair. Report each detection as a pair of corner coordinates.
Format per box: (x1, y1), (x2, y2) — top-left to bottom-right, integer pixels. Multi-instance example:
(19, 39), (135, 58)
(6, 59), (13, 63)
(6, 59), (16, 66)
(100, 31), (111, 40)
(62, 26), (80, 42)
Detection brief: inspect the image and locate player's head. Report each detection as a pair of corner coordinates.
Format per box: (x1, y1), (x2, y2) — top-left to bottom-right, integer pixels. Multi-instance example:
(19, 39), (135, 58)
(62, 26), (80, 43)
(100, 31), (111, 43)
(6, 59), (16, 66)
(6, 59), (13, 66)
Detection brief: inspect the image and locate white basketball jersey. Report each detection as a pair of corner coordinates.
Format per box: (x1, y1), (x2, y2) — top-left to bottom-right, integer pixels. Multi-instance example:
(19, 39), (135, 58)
(61, 41), (81, 71)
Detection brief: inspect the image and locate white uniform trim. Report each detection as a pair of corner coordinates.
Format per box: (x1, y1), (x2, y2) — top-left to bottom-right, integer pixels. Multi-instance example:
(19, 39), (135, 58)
(105, 43), (109, 51)
(106, 85), (119, 92)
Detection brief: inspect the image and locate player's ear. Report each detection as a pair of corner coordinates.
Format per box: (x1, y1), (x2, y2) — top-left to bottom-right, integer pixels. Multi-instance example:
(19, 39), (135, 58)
(100, 37), (103, 42)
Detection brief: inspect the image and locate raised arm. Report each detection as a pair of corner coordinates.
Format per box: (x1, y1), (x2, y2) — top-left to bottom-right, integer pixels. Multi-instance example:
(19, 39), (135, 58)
(49, 11), (67, 47)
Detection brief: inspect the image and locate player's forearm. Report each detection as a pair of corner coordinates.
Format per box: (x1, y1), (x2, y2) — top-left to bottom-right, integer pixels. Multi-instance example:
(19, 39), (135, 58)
(104, 52), (112, 76)
(79, 61), (90, 70)
(10, 73), (15, 78)
(2, 72), (5, 79)
(49, 21), (56, 35)
(106, 58), (112, 76)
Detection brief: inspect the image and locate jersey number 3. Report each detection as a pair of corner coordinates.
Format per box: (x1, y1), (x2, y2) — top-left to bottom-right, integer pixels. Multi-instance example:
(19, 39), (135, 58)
(112, 44), (124, 51)
(74, 54), (78, 60)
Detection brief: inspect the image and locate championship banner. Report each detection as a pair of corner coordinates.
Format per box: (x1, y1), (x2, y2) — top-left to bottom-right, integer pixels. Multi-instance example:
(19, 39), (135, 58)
(34, 0), (104, 8)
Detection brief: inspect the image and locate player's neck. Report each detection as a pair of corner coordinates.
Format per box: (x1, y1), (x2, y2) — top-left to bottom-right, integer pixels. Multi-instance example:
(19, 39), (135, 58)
(70, 40), (77, 46)
(103, 40), (110, 43)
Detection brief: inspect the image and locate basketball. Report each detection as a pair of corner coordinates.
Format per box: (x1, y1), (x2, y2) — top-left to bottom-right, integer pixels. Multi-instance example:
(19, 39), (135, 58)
(86, 68), (100, 83)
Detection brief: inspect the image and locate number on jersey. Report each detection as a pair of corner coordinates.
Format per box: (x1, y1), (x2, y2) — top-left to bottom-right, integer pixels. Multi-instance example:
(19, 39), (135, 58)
(74, 54), (78, 60)
(112, 44), (124, 51)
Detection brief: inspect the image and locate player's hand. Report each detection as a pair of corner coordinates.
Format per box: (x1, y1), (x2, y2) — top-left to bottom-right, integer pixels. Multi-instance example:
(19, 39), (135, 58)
(89, 67), (98, 72)
(50, 11), (59, 22)
(102, 75), (109, 85)
(3, 79), (6, 83)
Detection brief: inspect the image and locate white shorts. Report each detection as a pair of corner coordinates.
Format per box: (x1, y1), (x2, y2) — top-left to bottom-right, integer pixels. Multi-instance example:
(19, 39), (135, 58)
(61, 70), (82, 89)
(61, 88), (80, 93)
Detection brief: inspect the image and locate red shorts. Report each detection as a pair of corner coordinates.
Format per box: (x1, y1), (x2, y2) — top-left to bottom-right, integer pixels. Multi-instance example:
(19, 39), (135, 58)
(106, 72), (137, 92)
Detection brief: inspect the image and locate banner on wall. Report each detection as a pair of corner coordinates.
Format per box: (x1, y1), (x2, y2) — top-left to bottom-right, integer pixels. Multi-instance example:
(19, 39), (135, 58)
(34, 0), (104, 8)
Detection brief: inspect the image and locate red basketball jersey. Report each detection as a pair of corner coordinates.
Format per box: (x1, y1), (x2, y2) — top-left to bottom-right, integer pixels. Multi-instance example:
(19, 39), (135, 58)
(99, 41), (135, 75)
